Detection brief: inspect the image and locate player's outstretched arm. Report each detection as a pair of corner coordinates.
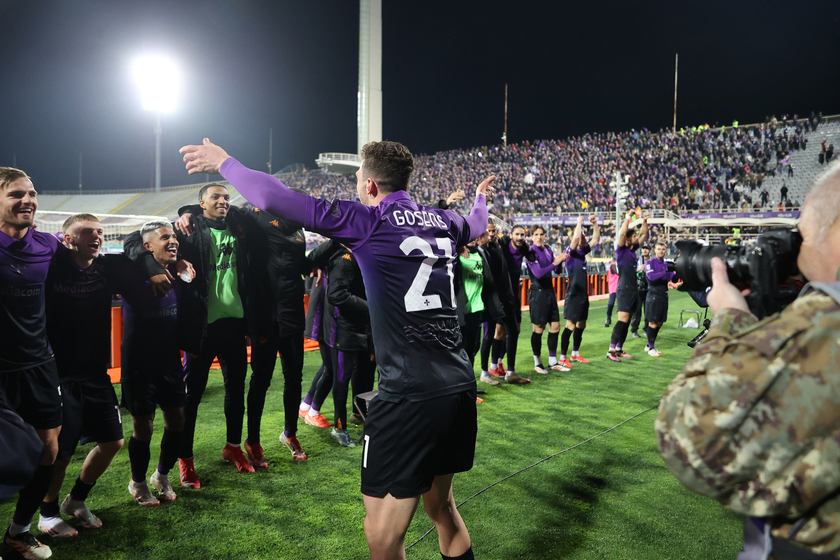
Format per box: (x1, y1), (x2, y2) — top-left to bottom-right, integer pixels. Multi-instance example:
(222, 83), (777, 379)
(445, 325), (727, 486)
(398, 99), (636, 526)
(617, 216), (630, 247)
(589, 215), (600, 248)
(180, 138), (310, 222)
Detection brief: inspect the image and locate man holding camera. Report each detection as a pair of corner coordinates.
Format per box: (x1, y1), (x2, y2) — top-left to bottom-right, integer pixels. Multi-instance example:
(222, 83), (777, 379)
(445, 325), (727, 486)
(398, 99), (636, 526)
(657, 162), (840, 558)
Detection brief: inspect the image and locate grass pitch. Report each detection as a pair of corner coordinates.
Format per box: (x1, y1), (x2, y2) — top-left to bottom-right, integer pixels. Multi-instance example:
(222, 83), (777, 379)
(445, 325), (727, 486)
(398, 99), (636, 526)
(1, 291), (742, 559)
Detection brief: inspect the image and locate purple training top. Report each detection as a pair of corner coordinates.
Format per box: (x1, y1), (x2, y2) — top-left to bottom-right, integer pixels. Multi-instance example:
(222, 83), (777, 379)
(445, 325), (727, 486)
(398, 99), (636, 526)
(0, 228), (59, 372)
(645, 257), (677, 294)
(615, 244), (639, 292)
(220, 158), (487, 402)
(527, 245), (557, 290)
(564, 243), (597, 296)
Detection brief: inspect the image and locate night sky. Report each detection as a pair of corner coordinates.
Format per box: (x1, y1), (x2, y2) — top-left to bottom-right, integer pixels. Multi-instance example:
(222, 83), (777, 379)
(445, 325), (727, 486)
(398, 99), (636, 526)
(1, 0), (838, 191)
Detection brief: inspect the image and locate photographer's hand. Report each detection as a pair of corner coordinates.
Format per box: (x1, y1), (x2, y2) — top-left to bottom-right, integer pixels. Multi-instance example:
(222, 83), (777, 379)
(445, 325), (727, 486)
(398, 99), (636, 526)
(707, 257), (752, 315)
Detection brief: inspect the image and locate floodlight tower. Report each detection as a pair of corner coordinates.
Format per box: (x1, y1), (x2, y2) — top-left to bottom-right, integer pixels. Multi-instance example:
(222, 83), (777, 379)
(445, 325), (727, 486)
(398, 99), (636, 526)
(132, 56), (182, 193)
(316, 0), (381, 174)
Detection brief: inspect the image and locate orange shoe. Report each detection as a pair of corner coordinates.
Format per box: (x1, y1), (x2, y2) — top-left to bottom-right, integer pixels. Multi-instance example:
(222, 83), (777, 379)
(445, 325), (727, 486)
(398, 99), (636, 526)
(279, 433), (308, 460)
(476, 397), (484, 403)
(558, 358), (573, 369)
(222, 444), (256, 473)
(304, 413), (333, 428)
(243, 440), (269, 468)
(298, 406), (308, 419)
(570, 355), (590, 364)
(179, 457), (201, 489)
(488, 366), (506, 379)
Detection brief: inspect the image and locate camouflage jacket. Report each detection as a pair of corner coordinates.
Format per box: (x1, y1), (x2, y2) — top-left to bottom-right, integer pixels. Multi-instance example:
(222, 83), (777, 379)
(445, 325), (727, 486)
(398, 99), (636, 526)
(656, 283), (840, 556)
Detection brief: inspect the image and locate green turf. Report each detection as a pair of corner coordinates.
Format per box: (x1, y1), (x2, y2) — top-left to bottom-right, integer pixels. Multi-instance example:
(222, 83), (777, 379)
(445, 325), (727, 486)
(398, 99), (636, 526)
(1, 292), (742, 559)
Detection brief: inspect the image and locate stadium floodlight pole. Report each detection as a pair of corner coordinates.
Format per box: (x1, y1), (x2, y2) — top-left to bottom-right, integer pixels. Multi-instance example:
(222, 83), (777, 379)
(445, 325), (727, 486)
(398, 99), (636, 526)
(268, 128), (273, 175)
(79, 152), (82, 192)
(673, 53), (678, 134)
(132, 55), (182, 193)
(502, 83), (508, 147)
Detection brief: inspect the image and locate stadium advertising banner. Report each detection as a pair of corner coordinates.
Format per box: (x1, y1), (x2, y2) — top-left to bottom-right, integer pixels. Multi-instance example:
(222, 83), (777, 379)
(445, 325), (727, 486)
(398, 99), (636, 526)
(681, 211), (801, 219)
(512, 215), (606, 226)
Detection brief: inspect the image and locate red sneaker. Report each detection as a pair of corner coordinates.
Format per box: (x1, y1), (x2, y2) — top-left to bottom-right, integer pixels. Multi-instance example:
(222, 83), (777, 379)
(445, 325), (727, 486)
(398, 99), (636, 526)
(178, 457), (201, 489)
(304, 413), (333, 428)
(488, 366), (506, 379)
(222, 444), (256, 473)
(298, 406), (308, 419)
(279, 433), (308, 460)
(558, 359), (573, 369)
(570, 355), (590, 364)
(243, 440), (269, 468)
(606, 351), (621, 362)
(616, 351), (634, 359)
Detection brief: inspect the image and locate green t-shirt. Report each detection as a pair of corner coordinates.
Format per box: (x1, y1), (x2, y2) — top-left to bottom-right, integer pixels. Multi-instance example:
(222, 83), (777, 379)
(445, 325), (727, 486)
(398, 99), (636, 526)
(459, 251), (485, 315)
(207, 225), (244, 324)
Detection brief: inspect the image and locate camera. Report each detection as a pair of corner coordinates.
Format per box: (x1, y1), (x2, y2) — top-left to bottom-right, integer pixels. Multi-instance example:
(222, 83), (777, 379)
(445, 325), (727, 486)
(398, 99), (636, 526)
(674, 226), (803, 319)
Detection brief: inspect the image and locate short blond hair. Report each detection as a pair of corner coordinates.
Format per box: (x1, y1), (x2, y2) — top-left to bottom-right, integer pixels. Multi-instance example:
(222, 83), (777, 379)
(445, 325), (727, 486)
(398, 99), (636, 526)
(62, 213), (100, 233)
(0, 167), (30, 191)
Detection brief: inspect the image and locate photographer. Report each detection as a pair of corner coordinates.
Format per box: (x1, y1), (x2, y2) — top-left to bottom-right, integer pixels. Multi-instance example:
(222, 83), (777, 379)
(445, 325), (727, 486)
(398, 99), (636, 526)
(656, 162), (840, 559)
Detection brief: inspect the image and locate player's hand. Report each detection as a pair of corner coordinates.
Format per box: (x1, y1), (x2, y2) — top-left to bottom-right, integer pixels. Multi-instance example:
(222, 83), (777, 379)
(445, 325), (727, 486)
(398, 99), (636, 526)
(707, 257), (751, 315)
(476, 175), (496, 199)
(150, 270), (174, 296)
(445, 191), (466, 206)
(177, 259), (196, 281)
(552, 253), (566, 266)
(642, 211), (650, 220)
(667, 280), (683, 290)
(175, 213), (194, 236)
(588, 215), (597, 225)
(309, 266), (323, 287)
(180, 138), (231, 175)
(577, 215), (584, 225)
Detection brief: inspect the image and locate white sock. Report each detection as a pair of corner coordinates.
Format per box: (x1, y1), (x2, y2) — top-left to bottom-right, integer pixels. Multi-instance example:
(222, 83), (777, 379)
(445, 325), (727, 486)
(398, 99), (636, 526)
(481, 370), (488, 376)
(308, 408), (320, 417)
(559, 354), (566, 361)
(8, 522), (29, 537)
(533, 355), (542, 367)
(299, 402), (311, 412)
(571, 351), (579, 357)
(227, 443), (240, 448)
(548, 356), (558, 366)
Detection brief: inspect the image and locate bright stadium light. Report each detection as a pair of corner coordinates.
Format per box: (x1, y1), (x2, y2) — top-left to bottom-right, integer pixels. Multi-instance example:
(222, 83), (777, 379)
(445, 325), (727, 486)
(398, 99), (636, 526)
(132, 55), (182, 193)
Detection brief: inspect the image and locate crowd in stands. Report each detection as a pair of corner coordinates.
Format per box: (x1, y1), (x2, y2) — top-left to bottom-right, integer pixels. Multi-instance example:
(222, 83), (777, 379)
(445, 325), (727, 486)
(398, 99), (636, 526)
(282, 111), (829, 223)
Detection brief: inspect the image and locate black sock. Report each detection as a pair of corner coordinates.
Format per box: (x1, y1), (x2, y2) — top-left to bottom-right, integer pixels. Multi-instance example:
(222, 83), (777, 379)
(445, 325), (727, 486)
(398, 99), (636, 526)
(609, 322), (622, 346)
(560, 328), (572, 356)
(128, 436), (151, 483)
(14, 463), (54, 527)
(547, 331), (559, 357)
(506, 329), (518, 371)
(70, 476), (94, 502)
(40, 498), (60, 518)
(442, 547), (475, 560)
(573, 327), (584, 352)
(617, 321), (630, 347)
(530, 332), (542, 359)
(158, 429), (183, 476)
(648, 326), (661, 347)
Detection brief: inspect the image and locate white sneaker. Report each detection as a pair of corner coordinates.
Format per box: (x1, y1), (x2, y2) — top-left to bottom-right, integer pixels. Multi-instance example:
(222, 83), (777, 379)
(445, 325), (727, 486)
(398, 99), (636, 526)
(534, 365), (548, 374)
(37, 515), (78, 538)
(479, 373), (500, 386)
(150, 470), (177, 502)
(60, 495), (102, 529)
(128, 479), (160, 507)
(647, 347), (661, 357)
(4, 529), (52, 560)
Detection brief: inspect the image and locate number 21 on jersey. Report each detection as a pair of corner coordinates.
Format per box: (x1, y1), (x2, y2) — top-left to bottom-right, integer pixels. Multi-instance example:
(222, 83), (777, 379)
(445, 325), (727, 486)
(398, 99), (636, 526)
(399, 236), (456, 313)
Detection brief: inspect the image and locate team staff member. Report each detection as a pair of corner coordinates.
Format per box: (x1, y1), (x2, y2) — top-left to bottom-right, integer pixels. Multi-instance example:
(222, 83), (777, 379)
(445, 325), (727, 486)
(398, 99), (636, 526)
(175, 202), (314, 463)
(118, 221), (189, 507)
(496, 225), (533, 384)
(526, 226), (569, 373)
(643, 241), (679, 357)
(657, 162), (840, 558)
(181, 138), (490, 560)
(606, 213), (648, 361)
(558, 215), (600, 368)
(0, 167), (60, 560)
(39, 215), (127, 537)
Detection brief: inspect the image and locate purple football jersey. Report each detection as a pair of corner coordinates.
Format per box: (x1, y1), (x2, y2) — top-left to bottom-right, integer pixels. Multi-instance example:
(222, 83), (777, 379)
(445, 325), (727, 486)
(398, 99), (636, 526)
(220, 158), (487, 402)
(0, 228), (59, 371)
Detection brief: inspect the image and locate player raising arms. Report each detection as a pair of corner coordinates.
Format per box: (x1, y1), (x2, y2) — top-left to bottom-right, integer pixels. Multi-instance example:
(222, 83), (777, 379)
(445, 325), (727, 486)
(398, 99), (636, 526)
(181, 138), (489, 560)
(558, 215), (600, 368)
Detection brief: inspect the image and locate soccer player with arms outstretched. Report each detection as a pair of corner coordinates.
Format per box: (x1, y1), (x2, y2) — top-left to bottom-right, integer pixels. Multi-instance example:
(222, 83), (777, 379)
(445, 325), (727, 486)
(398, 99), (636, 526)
(181, 138), (488, 560)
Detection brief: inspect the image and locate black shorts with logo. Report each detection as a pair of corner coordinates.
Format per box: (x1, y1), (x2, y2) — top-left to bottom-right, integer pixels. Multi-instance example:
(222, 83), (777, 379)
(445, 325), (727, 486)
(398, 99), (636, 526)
(361, 387), (477, 498)
(120, 362), (187, 417)
(57, 374), (124, 459)
(563, 292), (589, 322)
(616, 287), (639, 314)
(0, 360), (62, 430)
(645, 291), (669, 324)
(529, 288), (560, 326)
